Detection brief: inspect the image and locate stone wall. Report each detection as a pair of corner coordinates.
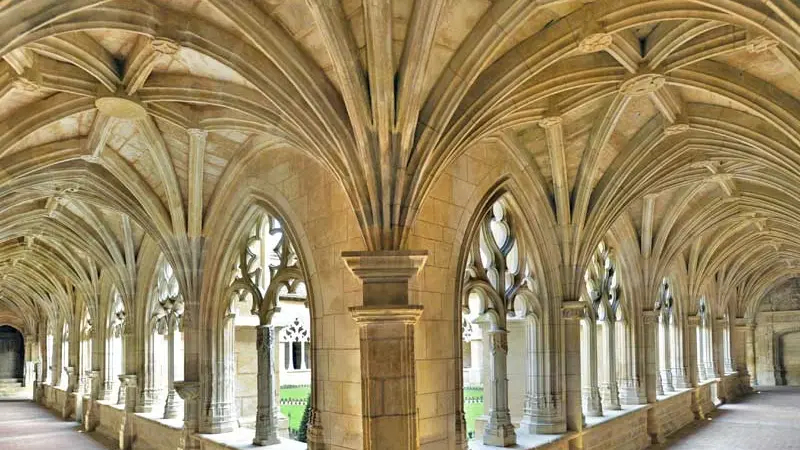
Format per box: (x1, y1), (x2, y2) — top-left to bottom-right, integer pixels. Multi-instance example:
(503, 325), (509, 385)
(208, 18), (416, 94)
(655, 390), (694, 437)
(754, 310), (800, 385)
(0, 326), (23, 379)
(582, 408), (650, 450)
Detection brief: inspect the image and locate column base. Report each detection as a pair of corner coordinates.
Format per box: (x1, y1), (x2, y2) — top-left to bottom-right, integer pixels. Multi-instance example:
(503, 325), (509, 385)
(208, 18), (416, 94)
(583, 388), (603, 417)
(618, 383), (647, 405)
(519, 395), (566, 434)
(600, 384), (621, 411)
(164, 389), (184, 419)
(483, 412), (517, 447)
(200, 402), (238, 433)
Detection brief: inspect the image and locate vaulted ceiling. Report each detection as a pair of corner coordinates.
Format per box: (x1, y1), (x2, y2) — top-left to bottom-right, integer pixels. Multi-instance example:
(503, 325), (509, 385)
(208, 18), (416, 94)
(0, 0), (798, 330)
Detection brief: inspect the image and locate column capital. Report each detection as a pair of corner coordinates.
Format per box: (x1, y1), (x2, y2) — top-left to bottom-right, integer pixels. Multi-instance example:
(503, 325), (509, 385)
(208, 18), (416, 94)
(561, 301), (586, 321)
(642, 310), (658, 325)
(342, 250), (427, 283)
(687, 315), (701, 326)
(342, 250), (427, 307)
(349, 305), (424, 325)
(118, 374), (137, 387)
(734, 318), (754, 329)
(174, 381), (200, 401)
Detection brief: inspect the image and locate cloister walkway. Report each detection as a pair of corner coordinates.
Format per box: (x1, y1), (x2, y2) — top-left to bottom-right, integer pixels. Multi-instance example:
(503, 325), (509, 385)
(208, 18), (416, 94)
(0, 395), (112, 450)
(656, 387), (800, 450)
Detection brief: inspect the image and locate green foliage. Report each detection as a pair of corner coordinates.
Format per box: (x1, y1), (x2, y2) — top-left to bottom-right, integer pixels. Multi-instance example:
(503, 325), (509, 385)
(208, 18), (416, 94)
(296, 393), (312, 443)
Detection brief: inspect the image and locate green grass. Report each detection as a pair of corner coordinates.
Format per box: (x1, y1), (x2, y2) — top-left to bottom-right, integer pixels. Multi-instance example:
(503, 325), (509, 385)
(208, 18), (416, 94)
(464, 387), (484, 437)
(280, 386), (310, 430)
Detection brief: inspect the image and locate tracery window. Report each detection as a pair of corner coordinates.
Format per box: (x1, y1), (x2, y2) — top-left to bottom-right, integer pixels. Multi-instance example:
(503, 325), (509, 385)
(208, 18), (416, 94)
(60, 323), (69, 388)
(581, 242), (623, 415)
(108, 290), (125, 402)
(226, 211), (310, 443)
(150, 259), (184, 419)
(80, 308), (92, 394)
(696, 298), (714, 381)
(655, 279), (675, 394)
(280, 318), (310, 371)
(462, 199), (538, 445)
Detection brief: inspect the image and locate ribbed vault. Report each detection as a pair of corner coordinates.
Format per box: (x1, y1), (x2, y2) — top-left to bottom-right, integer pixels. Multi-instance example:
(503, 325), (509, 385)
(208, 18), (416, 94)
(0, 0), (797, 337)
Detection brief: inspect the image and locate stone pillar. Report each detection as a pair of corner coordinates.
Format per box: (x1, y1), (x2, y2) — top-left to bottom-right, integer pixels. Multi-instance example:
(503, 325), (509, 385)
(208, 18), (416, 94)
(175, 381), (201, 450)
(696, 320), (707, 382)
(136, 333), (160, 413)
(563, 301), (586, 437)
(520, 317), (561, 433)
(659, 319), (674, 391)
(164, 315), (183, 419)
(273, 324), (289, 438)
(616, 321), (646, 405)
(62, 366), (76, 418)
(599, 320), (621, 410)
(643, 312), (664, 444)
(581, 320), (602, 416)
(482, 329), (516, 446)
(686, 316), (705, 420)
(118, 375), (137, 450)
(253, 325), (279, 446)
(343, 250), (427, 450)
(84, 370), (100, 431)
(704, 322), (716, 380)
(671, 324), (690, 389)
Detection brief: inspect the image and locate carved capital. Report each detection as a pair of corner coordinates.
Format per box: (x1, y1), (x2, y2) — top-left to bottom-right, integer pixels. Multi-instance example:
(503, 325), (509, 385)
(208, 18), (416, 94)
(12, 76), (39, 92)
(747, 35), (779, 54)
(538, 116), (563, 129)
(151, 37), (180, 55)
(95, 96), (147, 120)
(561, 301), (586, 321)
(118, 374), (137, 387)
(664, 123), (690, 135)
(620, 73), (666, 96)
(174, 380), (200, 401)
(187, 128), (208, 139)
(342, 250), (427, 307)
(349, 304), (424, 326)
(687, 315), (701, 326)
(642, 310), (658, 325)
(578, 33), (613, 53)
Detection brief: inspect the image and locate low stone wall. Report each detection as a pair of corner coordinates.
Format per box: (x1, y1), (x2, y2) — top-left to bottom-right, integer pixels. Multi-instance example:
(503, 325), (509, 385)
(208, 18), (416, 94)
(132, 413), (182, 450)
(581, 408), (650, 450)
(94, 402), (125, 446)
(655, 390), (694, 437)
(35, 376), (751, 450)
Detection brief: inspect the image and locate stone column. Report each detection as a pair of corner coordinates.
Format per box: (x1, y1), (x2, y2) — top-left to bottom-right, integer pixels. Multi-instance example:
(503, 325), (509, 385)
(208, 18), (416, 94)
(520, 317), (561, 433)
(671, 325), (690, 389)
(563, 301), (586, 437)
(581, 320), (602, 416)
(643, 312), (664, 443)
(343, 250), (428, 450)
(616, 321), (645, 405)
(175, 381), (201, 450)
(659, 319), (674, 391)
(686, 316), (705, 420)
(136, 333), (160, 413)
(253, 324), (280, 446)
(273, 324), (289, 438)
(164, 315), (183, 419)
(736, 320), (755, 388)
(599, 320), (621, 410)
(84, 370), (101, 431)
(704, 322), (716, 380)
(482, 328), (516, 446)
(101, 340), (117, 401)
(118, 375), (137, 450)
(696, 320), (708, 381)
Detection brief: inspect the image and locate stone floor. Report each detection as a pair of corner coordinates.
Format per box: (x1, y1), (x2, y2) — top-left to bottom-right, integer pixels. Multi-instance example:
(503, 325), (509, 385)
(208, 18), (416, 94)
(655, 386), (800, 450)
(0, 396), (112, 450)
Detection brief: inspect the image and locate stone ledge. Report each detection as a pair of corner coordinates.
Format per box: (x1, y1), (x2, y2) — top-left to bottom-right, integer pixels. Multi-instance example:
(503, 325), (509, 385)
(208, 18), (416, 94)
(584, 403), (649, 429)
(195, 427), (306, 449)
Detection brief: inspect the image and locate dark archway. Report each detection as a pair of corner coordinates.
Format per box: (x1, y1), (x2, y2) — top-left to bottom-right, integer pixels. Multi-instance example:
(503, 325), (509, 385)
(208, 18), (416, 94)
(0, 326), (23, 380)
